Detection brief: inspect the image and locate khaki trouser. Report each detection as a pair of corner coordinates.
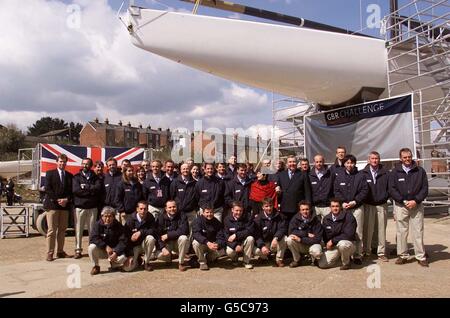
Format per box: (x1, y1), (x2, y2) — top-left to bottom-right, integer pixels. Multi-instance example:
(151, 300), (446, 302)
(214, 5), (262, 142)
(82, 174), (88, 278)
(346, 206), (364, 259)
(226, 236), (255, 264)
(286, 237), (323, 262)
(46, 210), (69, 254)
(184, 210), (198, 242)
(117, 213), (133, 226)
(125, 235), (156, 272)
(75, 207), (98, 252)
(318, 240), (356, 268)
(363, 204), (387, 256)
(314, 207), (331, 221)
(254, 236), (287, 262)
(88, 243), (129, 269)
(395, 203), (426, 261)
(199, 207), (223, 222)
(148, 205), (165, 220)
(192, 239), (223, 264)
(157, 235), (190, 264)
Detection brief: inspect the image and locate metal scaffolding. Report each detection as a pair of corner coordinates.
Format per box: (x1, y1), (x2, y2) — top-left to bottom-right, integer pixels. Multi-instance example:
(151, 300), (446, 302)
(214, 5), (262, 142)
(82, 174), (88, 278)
(271, 93), (315, 159)
(385, 0), (449, 205)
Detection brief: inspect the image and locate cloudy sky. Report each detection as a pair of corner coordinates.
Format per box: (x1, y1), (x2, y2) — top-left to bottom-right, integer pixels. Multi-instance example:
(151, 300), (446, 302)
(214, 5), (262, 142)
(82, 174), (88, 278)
(0, 0), (389, 136)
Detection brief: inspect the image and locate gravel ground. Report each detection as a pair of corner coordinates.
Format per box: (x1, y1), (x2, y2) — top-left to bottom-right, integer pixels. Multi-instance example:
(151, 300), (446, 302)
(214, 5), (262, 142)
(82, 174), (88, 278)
(1, 214), (449, 298)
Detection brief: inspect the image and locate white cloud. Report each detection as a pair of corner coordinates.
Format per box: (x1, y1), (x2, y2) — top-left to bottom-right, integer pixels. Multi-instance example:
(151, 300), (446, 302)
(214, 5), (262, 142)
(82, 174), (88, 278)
(0, 0), (272, 133)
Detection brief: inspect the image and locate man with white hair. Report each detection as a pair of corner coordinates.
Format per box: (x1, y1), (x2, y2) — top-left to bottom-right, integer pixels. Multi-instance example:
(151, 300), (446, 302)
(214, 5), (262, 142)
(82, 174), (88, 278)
(88, 206), (131, 275)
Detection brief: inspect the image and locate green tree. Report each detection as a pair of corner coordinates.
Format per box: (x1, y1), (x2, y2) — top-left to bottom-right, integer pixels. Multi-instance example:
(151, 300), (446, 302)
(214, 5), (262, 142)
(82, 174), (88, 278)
(0, 124), (26, 154)
(69, 122), (83, 143)
(27, 117), (68, 136)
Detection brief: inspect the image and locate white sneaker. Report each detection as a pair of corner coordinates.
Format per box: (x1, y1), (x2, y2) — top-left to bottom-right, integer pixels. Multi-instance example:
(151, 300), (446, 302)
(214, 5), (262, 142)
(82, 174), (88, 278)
(244, 263), (253, 269)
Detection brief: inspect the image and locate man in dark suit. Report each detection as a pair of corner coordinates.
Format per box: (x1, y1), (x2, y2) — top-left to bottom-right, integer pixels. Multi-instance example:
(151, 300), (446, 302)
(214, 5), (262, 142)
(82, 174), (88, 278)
(44, 154), (73, 261)
(275, 155), (312, 222)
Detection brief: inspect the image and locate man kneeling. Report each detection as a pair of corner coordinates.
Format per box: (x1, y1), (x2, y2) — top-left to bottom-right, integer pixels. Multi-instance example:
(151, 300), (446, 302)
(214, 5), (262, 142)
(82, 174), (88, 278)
(192, 205), (226, 270)
(318, 198), (357, 270)
(156, 200), (190, 271)
(224, 201), (255, 269)
(253, 198), (287, 267)
(286, 201), (323, 267)
(125, 201), (157, 272)
(88, 206), (131, 275)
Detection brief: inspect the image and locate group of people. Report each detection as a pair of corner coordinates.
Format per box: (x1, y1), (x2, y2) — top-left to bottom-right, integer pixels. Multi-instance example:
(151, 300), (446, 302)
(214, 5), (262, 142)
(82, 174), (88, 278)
(43, 146), (429, 275)
(0, 178), (16, 206)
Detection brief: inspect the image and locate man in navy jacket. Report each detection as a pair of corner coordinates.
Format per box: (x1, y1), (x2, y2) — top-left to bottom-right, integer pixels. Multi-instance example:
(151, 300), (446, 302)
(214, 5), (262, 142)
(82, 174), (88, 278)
(389, 148), (429, 267)
(156, 200), (190, 271)
(124, 201), (157, 271)
(103, 157), (122, 209)
(170, 163), (199, 240)
(253, 198), (287, 267)
(225, 164), (252, 217)
(318, 198), (357, 270)
(88, 206), (130, 275)
(362, 151), (390, 261)
(333, 154), (368, 264)
(192, 205), (226, 270)
(286, 201), (323, 267)
(143, 160), (171, 220)
(195, 162), (225, 221)
(72, 157), (103, 259)
(309, 154), (334, 220)
(223, 201), (255, 269)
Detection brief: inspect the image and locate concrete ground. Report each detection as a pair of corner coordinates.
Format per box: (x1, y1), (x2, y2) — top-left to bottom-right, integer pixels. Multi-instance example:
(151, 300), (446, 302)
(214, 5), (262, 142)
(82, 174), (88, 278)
(0, 214), (449, 298)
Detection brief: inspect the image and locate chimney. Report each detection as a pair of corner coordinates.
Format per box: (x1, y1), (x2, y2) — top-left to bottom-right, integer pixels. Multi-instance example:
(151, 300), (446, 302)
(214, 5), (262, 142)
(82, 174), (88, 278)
(138, 124), (143, 129)
(94, 117), (99, 124)
(147, 125), (151, 130)
(105, 118), (109, 125)
(118, 120), (122, 126)
(127, 122), (132, 127)
(158, 127), (162, 131)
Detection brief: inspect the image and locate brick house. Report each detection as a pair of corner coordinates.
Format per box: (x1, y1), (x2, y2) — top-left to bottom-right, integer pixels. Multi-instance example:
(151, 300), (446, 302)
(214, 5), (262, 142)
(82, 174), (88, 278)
(80, 118), (171, 148)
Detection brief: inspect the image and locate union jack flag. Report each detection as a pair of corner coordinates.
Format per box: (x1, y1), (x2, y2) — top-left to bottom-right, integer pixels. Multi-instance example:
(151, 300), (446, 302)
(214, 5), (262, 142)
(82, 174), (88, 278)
(40, 144), (144, 186)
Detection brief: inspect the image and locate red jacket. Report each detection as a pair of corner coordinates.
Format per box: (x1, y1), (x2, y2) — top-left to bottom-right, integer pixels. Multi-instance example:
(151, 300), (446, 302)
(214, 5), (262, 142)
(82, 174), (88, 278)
(249, 180), (278, 209)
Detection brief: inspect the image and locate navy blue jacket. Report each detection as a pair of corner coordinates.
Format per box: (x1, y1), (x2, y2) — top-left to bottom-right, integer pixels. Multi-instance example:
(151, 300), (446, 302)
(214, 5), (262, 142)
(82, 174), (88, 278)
(72, 170), (102, 209)
(156, 212), (189, 250)
(195, 175), (225, 209)
(322, 211), (356, 245)
(277, 169), (312, 214)
(253, 211), (286, 248)
(43, 169), (73, 211)
(388, 162), (428, 205)
(334, 168), (368, 208)
(223, 214), (255, 250)
(170, 176), (199, 213)
(115, 180), (143, 214)
(362, 164), (390, 205)
(309, 167), (334, 207)
(288, 214), (323, 245)
(103, 171), (123, 208)
(224, 176), (252, 214)
(330, 160), (344, 176)
(124, 212), (157, 246)
(192, 215), (226, 249)
(143, 174), (171, 208)
(89, 219), (128, 255)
